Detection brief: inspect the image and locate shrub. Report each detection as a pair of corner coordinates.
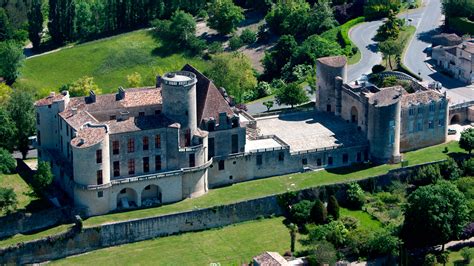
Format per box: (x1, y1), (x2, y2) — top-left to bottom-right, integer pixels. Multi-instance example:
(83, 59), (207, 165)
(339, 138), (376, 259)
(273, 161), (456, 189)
(411, 164), (442, 186)
(306, 220), (348, 248)
(436, 251), (449, 265)
(345, 183), (365, 210)
(423, 253), (436, 266)
(341, 216), (359, 230)
(311, 200), (327, 225)
(327, 195), (340, 220)
(33, 161), (53, 195)
(240, 29), (256, 45)
(372, 64), (386, 74)
(196, 9), (208, 20)
(0, 148), (15, 174)
(290, 200), (314, 225)
(208, 42), (223, 54)
(462, 157), (474, 176)
(0, 187), (17, 213)
(461, 247), (473, 263)
(439, 158), (462, 180)
(228, 35), (243, 50)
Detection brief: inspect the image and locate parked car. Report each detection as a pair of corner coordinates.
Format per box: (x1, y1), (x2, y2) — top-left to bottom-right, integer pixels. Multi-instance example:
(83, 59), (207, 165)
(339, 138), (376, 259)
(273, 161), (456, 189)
(448, 129), (457, 135)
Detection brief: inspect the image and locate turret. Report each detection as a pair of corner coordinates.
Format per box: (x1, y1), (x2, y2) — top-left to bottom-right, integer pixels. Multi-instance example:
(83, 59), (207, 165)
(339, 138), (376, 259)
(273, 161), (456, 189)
(316, 56), (347, 113)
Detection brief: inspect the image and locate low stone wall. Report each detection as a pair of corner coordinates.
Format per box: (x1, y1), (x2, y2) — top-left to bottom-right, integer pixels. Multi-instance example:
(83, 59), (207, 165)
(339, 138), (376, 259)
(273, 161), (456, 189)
(0, 159), (447, 264)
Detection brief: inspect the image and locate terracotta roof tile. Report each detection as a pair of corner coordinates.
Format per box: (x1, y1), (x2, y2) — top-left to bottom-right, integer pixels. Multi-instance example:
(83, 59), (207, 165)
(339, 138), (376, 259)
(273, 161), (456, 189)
(368, 86), (403, 107)
(317, 56), (347, 68)
(35, 92), (66, 106)
(401, 90), (445, 107)
(105, 115), (174, 134)
(71, 125), (107, 148)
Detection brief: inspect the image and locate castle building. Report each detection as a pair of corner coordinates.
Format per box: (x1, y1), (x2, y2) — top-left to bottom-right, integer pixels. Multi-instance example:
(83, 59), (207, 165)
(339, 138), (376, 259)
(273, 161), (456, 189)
(35, 58), (448, 216)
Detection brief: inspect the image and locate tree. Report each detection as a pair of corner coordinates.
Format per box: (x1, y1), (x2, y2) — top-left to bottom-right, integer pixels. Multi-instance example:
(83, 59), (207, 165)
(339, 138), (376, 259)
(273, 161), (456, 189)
(287, 222), (298, 253)
(345, 183), (365, 210)
(306, 220), (348, 248)
(205, 53), (257, 103)
(460, 127), (474, 154)
(239, 29), (256, 44)
(402, 181), (470, 249)
(48, 0), (75, 44)
(0, 107), (16, 152)
(378, 39), (403, 69)
(439, 158), (461, 180)
(461, 247), (473, 264)
(74, 0), (94, 40)
(265, 0), (311, 37)
(66, 76), (102, 97)
(0, 187), (17, 213)
(207, 0), (244, 35)
(7, 90), (35, 159)
(311, 199), (327, 225)
(293, 35), (343, 67)
(0, 8), (11, 41)
(127, 72), (142, 88)
(275, 82), (309, 108)
(0, 41), (25, 85)
(308, 240), (337, 266)
(307, 0), (338, 35)
(436, 251), (449, 266)
(412, 164), (442, 186)
(290, 199), (314, 225)
(0, 148), (16, 174)
(263, 35), (298, 80)
(375, 9), (402, 41)
(28, 0), (44, 49)
(0, 83), (12, 104)
(327, 195), (340, 220)
(33, 161), (53, 195)
(263, 101), (274, 111)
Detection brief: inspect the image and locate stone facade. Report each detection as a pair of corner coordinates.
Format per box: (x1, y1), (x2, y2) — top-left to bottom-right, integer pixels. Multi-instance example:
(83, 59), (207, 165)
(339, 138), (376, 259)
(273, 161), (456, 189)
(432, 39), (474, 84)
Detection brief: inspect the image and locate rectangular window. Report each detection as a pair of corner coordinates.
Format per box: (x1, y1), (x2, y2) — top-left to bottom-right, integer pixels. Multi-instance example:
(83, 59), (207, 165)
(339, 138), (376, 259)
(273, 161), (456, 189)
(328, 156), (333, 165)
(143, 136), (149, 150)
(428, 120), (434, 129)
(256, 155), (263, 166)
(128, 159), (135, 175)
(418, 106), (423, 114)
(98, 191), (103, 198)
(302, 158), (308, 165)
(208, 138), (215, 158)
(409, 108), (415, 116)
(155, 134), (161, 149)
(127, 138), (135, 153)
(113, 161), (120, 177)
(113, 140), (119, 155)
(155, 155), (161, 171)
(278, 152), (284, 161)
(37, 131), (41, 146)
(189, 153), (195, 167)
(96, 149), (102, 164)
(155, 110), (161, 115)
(317, 158), (322, 166)
(143, 157), (149, 173)
(96, 170), (103, 185)
(429, 103), (435, 112)
(139, 112), (145, 117)
(343, 153), (349, 164)
(36, 112), (40, 125)
(231, 134), (238, 153)
(218, 160), (225, 170)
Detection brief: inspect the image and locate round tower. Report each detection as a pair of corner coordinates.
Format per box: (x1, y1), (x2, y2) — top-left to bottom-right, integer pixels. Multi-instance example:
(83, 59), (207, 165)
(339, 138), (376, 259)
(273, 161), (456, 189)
(161, 71), (198, 133)
(316, 56), (347, 114)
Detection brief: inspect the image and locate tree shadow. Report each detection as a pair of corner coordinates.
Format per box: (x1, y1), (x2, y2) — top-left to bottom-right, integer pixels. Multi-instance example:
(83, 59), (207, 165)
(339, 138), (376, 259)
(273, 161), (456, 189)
(366, 43), (379, 53)
(416, 28), (442, 44)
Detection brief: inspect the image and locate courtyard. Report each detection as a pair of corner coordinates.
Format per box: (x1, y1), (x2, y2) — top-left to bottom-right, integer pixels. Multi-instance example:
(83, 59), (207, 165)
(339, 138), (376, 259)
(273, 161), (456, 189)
(255, 111), (367, 152)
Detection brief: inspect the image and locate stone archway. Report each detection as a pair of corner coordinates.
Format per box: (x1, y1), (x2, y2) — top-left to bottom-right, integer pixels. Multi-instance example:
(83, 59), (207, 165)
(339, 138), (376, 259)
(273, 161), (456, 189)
(350, 106), (359, 124)
(117, 188), (138, 209)
(141, 184), (162, 207)
(450, 114), (460, 125)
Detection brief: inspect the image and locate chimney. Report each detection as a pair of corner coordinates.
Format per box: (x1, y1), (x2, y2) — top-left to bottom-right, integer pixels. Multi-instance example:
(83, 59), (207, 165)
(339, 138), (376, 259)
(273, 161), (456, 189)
(117, 87), (125, 100)
(71, 107), (78, 115)
(118, 110), (130, 121)
(89, 90), (96, 103)
(49, 92), (56, 97)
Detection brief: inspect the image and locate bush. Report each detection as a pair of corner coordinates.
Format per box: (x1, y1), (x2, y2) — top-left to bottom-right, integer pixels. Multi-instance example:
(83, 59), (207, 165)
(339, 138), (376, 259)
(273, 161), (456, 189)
(229, 35), (243, 50)
(0, 148), (15, 174)
(439, 158), (462, 180)
(0, 187), (17, 213)
(240, 29), (256, 45)
(208, 42), (223, 54)
(372, 64), (386, 74)
(196, 9), (208, 20)
(345, 183), (365, 210)
(327, 195), (340, 220)
(461, 247), (473, 263)
(311, 200), (327, 225)
(33, 161), (53, 195)
(462, 157), (474, 176)
(411, 164), (442, 186)
(290, 200), (314, 225)
(423, 253), (436, 266)
(341, 216), (359, 230)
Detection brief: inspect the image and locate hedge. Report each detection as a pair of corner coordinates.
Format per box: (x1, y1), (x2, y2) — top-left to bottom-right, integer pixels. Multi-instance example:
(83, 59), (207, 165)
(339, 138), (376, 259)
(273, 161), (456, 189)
(449, 17), (474, 35)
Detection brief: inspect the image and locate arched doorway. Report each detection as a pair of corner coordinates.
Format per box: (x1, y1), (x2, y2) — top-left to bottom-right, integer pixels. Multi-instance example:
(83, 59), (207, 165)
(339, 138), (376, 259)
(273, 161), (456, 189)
(141, 185), (162, 207)
(450, 114), (460, 125)
(117, 188), (138, 209)
(350, 106), (359, 124)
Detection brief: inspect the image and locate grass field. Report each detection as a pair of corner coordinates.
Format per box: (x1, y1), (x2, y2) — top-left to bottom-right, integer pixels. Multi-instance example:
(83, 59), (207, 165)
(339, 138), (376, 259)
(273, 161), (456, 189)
(0, 224), (72, 248)
(340, 208), (382, 231)
(83, 141), (463, 227)
(437, 247), (473, 266)
(52, 217), (298, 265)
(16, 30), (209, 97)
(0, 173), (35, 216)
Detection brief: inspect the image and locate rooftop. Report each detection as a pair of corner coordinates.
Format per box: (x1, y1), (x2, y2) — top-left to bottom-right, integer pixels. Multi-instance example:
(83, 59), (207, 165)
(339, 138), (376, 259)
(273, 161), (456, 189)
(245, 137), (285, 152)
(368, 86), (403, 107)
(401, 90), (445, 107)
(71, 125), (107, 148)
(317, 56), (347, 68)
(253, 251), (289, 266)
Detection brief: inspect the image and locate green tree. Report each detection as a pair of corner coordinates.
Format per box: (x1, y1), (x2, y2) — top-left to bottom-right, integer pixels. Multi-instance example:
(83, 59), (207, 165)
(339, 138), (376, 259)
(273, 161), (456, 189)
(0, 187), (17, 213)
(207, 0), (244, 35)
(0, 41), (25, 85)
(375, 9), (402, 41)
(461, 247), (473, 264)
(287, 222), (298, 253)
(423, 253), (436, 266)
(311, 199), (327, 225)
(265, 0), (311, 37)
(412, 164), (442, 186)
(436, 251), (449, 266)
(439, 158), (461, 180)
(7, 90), (35, 159)
(307, 0), (338, 35)
(27, 0), (44, 49)
(290, 199), (314, 225)
(74, 0), (94, 40)
(460, 127), (474, 154)
(263, 101), (274, 111)
(66, 76), (102, 97)
(308, 240), (337, 266)
(228, 34), (243, 50)
(239, 28), (256, 44)
(378, 38), (403, 69)
(127, 72), (142, 88)
(263, 35), (298, 80)
(345, 182), (365, 210)
(48, 0), (75, 44)
(402, 181), (470, 249)
(275, 82), (309, 108)
(205, 53), (257, 103)
(0, 8), (11, 41)
(0, 83), (12, 104)
(0, 148), (16, 174)
(33, 161), (53, 195)
(327, 195), (340, 220)
(306, 220), (348, 248)
(0, 107), (16, 152)
(293, 35), (343, 67)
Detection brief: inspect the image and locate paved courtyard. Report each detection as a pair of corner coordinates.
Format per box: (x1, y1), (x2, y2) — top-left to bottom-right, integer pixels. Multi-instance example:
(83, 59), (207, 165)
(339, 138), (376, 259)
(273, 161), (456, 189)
(256, 111), (367, 152)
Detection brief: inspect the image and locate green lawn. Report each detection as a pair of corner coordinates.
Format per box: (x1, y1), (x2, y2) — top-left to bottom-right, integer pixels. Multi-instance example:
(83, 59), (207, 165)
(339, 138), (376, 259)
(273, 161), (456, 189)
(437, 248), (473, 266)
(52, 217), (298, 265)
(84, 141), (462, 227)
(340, 208), (382, 231)
(0, 224), (73, 248)
(0, 173), (35, 216)
(16, 30), (209, 97)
